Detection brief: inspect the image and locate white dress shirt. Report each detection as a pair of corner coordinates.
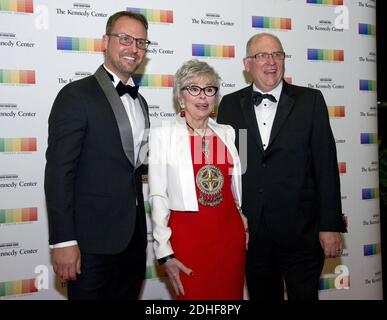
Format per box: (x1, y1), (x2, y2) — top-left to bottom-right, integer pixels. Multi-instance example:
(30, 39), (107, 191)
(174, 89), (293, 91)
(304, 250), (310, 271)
(253, 81), (283, 150)
(104, 65), (145, 164)
(51, 66), (144, 249)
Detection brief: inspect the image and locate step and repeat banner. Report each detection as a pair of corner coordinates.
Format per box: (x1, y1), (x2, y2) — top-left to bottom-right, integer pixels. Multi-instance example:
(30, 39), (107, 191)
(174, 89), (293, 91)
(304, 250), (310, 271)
(0, 0), (381, 300)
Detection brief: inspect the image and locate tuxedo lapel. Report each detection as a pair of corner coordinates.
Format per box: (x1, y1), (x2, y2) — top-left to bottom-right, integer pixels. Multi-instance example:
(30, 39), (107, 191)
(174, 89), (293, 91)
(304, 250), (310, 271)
(268, 82), (295, 147)
(135, 94), (150, 169)
(240, 86), (264, 151)
(94, 65), (135, 167)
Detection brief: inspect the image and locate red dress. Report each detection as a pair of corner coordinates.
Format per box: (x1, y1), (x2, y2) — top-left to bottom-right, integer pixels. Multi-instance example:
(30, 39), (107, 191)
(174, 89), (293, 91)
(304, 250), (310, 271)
(168, 134), (245, 300)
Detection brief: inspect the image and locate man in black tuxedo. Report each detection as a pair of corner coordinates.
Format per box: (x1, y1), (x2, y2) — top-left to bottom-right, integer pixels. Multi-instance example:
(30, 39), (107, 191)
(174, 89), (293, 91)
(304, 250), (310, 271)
(44, 11), (150, 300)
(217, 33), (347, 300)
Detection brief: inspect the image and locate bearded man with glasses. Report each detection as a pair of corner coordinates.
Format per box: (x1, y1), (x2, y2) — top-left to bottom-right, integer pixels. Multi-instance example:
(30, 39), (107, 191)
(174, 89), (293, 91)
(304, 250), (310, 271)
(45, 11), (150, 300)
(217, 33), (347, 300)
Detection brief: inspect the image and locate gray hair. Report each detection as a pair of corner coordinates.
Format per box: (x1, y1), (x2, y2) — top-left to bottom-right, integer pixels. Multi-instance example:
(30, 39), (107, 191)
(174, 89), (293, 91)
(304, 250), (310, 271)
(246, 32), (284, 56)
(173, 59), (221, 105)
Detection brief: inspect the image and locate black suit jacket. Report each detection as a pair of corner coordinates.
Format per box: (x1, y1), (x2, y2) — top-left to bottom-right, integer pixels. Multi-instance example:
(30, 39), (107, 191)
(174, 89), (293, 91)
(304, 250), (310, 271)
(45, 65), (149, 254)
(218, 81), (346, 250)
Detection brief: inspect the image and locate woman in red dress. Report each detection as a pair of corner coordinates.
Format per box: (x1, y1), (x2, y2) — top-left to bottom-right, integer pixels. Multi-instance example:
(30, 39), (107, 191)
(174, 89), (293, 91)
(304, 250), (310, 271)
(148, 59), (248, 299)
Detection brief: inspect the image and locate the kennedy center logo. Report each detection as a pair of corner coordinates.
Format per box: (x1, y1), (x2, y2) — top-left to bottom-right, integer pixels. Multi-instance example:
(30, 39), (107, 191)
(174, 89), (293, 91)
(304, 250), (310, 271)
(55, 2), (107, 18)
(146, 40), (174, 56)
(192, 44), (235, 58)
(307, 19), (344, 32)
(308, 77), (344, 90)
(127, 7), (173, 24)
(0, 0), (33, 13)
(57, 36), (103, 52)
(0, 32), (35, 48)
(191, 12), (235, 27)
(0, 174), (38, 189)
(0, 103), (37, 119)
(57, 71), (92, 86)
(358, 1), (376, 9)
(252, 16), (291, 30)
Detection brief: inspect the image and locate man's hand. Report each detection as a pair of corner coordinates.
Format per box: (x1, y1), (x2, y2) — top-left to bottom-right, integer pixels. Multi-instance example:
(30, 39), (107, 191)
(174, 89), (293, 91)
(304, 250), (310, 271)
(52, 245), (81, 281)
(319, 232), (343, 258)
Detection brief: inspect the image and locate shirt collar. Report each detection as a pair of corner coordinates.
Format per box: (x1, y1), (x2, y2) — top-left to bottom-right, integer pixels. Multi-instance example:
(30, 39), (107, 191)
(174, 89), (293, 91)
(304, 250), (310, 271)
(103, 64), (135, 87)
(253, 80), (283, 103)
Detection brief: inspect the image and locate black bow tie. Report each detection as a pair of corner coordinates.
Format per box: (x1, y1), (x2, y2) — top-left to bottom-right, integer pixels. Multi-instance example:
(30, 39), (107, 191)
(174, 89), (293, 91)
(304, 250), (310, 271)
(252, 91), (277, 106)
(116, 81), (139, 99)
(103, 67), (139, 99)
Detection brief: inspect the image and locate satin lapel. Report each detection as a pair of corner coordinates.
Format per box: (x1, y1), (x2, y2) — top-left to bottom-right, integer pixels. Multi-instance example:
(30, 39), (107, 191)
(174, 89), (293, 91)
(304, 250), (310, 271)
(240, 86), (264, 151)
(268, 82), (295, 148)
(94, 65), (135, 167)
(135, 94), (150, 169)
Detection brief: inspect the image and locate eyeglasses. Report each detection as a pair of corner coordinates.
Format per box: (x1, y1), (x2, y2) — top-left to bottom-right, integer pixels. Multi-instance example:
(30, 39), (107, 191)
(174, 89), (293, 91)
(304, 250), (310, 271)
(182, 85), (219, 97)
(247, 51), (286, 61)
(108, 33), (151, 50)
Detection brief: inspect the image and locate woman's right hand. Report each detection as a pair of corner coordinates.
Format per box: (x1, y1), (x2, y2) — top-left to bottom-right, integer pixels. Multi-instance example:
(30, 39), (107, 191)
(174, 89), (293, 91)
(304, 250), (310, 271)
(162, 258), (193, 297)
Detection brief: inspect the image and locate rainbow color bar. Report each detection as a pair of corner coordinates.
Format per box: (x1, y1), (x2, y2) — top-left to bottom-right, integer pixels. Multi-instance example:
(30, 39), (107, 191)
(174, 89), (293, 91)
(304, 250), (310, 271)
(307, 49), (344, 61)
(307, 0), (343, 4)
(338, 162), (346, 174)
(133, 74), (173, 87)
(319, 275), (335, 290)
(359, 80), (377, 91)
(0, 208), (37, 224)
(364, 243), (381, 256)
(319, 275), (350, 290)
(0, 279), (37, 297)
(192, 44), (235, 58)
(362, 188), (379, 200)
(252, 16), (291, 30)
(360, 133), (378, 145)
(57, 37), (103, 52)
(328, 106), (345, 118)
(127, 7), (173, 23)
(0, 138), (36, 152)
(0, 69), (35, 84)
(359, 23), (376, 36)
(0, 0), (33, 13)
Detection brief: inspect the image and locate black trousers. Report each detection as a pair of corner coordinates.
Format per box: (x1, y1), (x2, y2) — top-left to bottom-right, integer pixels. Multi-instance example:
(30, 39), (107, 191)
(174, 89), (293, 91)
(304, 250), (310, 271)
(67, 210), (146, 300)
(245, 216), (325, 301)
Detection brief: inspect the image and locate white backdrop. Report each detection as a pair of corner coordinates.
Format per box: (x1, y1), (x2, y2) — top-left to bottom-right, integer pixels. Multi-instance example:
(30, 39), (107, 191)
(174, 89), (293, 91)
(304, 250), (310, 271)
(0, 0), (381, 300)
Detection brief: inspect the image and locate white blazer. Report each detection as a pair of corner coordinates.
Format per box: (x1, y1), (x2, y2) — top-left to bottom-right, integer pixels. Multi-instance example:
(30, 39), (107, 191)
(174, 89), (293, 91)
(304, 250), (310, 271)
(148, 115), (242, 259)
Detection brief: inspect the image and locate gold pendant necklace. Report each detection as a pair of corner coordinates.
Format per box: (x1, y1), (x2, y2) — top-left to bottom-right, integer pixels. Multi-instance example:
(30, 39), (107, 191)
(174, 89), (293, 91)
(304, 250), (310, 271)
(186, 121), (224, 207)
(186, 121), (209, 159)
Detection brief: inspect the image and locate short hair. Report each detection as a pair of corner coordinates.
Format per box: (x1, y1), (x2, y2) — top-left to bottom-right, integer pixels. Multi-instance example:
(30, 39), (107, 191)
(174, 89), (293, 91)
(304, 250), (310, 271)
(105, 11), (148, 35)
(246, 32), (284, 56)
(173, 59), (221, 104)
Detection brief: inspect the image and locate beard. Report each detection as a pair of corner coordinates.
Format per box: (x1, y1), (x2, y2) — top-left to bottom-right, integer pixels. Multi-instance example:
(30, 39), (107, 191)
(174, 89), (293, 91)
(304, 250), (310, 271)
(105, 51), (141, 78)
